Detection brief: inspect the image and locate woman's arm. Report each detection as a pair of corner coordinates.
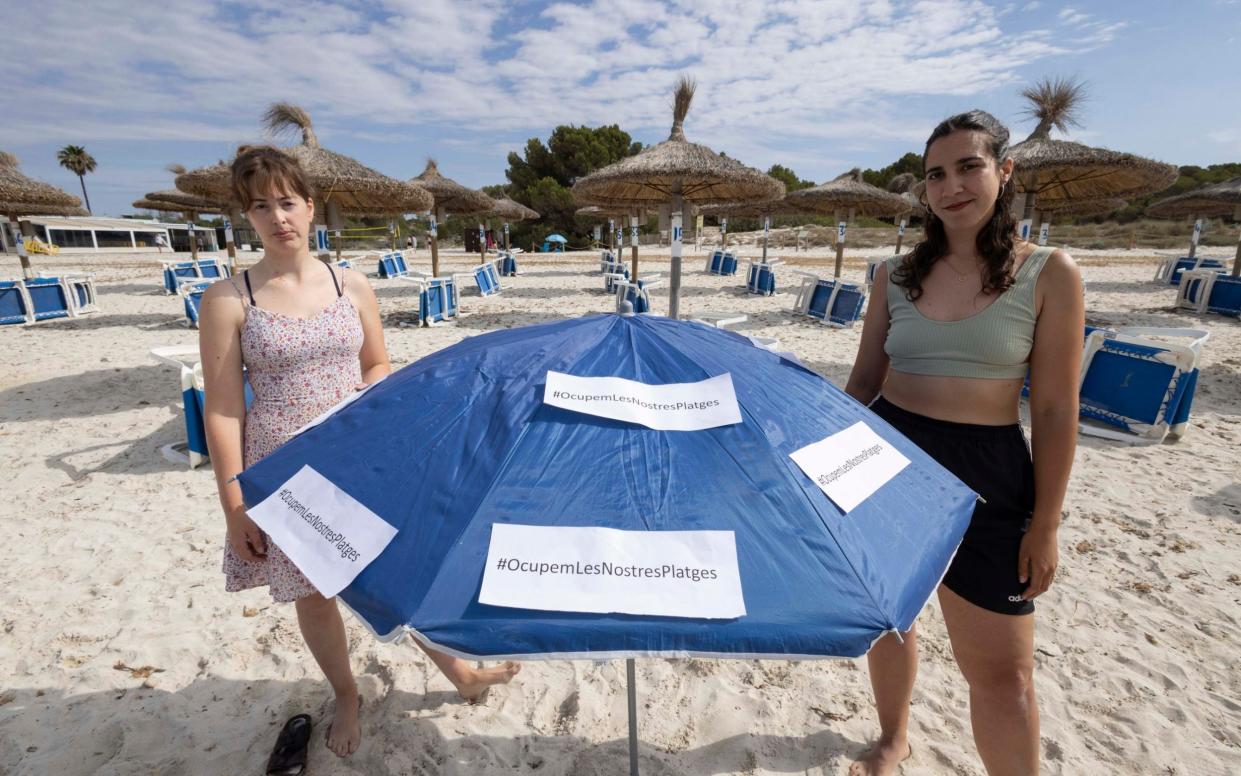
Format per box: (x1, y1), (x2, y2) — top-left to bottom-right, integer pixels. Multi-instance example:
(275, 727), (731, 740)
(844, 264), (892, 405)
(345, 269), (392, 384)
(1020, 249), (1085, 599)
(199, 282), (266, 561)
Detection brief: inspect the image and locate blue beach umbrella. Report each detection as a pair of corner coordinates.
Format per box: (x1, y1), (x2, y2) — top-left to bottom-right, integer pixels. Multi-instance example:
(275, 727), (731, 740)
(238, 314), (975, 771)
(545, 233), (568, 243)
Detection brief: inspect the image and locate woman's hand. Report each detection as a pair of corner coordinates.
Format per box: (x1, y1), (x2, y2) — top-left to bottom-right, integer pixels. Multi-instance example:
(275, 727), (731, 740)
(226, 506), (267, 562)
(1017, 523), (1059, 600)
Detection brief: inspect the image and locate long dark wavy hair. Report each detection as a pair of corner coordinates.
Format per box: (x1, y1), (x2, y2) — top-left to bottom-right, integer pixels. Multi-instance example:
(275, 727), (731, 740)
(893, 110), (1018, 301)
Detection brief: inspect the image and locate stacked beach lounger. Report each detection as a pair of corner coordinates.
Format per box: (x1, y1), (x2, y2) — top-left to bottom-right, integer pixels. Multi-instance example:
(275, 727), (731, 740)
(0, 275), (99, 325)
(791, 271), (867, 327)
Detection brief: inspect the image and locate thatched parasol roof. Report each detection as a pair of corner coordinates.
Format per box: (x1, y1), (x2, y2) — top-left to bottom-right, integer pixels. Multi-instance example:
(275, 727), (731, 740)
(144, 189), (222, 212)
(0, 201), (88, 218)
(570, 78), (784, 207)
(1039, 197), (1127, 218)
(576, 205), (640, 220)
(697, 194), (809, 219)
(1145, 177), (1241, 219)
(1010, 78), (1177, 203)
(133, 197), (199, 213)
(410, 160), (494, 215)
(786, 169), (909, 217)
(176, 105), (432, 214)
(886, 173), (926, 215)
(0, 151), (83, 216)
(489, 196), (539, 221)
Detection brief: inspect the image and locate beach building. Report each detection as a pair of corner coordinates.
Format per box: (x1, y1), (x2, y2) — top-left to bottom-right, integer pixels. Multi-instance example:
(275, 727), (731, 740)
(0, 215), (218, 254)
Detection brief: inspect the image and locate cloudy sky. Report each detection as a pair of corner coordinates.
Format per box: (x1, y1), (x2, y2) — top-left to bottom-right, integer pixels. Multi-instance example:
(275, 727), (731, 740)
(6, 0), (1239, 215)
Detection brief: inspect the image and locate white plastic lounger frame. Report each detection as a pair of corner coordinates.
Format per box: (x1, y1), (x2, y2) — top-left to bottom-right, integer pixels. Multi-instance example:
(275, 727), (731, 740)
(50, 272), (99, 315)
(149, 345), (210, 468)
(1154, 255), (1224, 285)
(471, 260), (502, 297)
(1077, 326), (1209, 443)
(791, 271), (867, 328)
(613, 275), (663, 315)
(691, 312), (748, 329)
(745, 258), (783, 296)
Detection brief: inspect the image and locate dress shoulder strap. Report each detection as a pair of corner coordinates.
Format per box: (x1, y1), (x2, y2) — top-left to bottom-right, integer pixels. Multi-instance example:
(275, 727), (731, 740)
(326, 262), (343, 297)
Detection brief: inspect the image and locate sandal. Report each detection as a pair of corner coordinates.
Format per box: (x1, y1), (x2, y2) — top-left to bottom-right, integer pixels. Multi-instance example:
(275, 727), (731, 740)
(266, 713), (312, 775)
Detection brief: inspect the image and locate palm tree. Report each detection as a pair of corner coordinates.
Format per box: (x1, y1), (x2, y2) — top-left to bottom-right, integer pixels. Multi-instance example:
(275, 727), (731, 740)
(57, 145), (97, 214)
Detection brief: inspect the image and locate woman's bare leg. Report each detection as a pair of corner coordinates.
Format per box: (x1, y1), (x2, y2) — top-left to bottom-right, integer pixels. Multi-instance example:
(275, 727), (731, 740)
(295, 594), (361, 757)
(849, 626), (917, 775)
(413, 640), (521, 701)
(938, 586), (1038, 775)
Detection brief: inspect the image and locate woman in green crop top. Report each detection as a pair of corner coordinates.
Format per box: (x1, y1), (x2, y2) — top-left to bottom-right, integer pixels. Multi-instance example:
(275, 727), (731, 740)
(844, 110), (1084, 776)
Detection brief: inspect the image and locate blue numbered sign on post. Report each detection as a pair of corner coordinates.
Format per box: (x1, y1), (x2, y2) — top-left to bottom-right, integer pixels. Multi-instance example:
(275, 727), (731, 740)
(897, 219), (906, 236)
(1192, 220), (1202, 245)
(428, 215), (438, 237)
(720, 217), (728, 235)
(837, 222), (847, 244)
(763, 216), (770, 235)
(1019, 219), (1032, 241)
(630, 224), (639, 246)
(1038, 223), (1050, 246)
(315, 226), (329, 252)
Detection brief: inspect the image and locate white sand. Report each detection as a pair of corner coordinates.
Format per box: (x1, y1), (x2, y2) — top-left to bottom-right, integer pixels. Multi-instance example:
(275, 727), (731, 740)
(1, 245), (1238, 775)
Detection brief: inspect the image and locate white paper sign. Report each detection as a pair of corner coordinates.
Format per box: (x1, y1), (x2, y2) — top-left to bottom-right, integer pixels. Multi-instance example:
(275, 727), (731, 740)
(223, 218), (234, 244)
(247, 465), (398, 597)
(789, 421), (910, 513)
(479, 523), (746, 619)
(544, 371), (741, 431)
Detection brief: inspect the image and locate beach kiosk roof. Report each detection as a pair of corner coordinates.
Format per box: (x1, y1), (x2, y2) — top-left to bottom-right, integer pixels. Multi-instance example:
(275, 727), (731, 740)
(1146, 177), (1241, 219)
(786, 169), (909, 218)
(1009, 79), (1177, 205)
(410, 160), (493, 216)
(0, 152), (83, 215)
(176, 105), (433, 214)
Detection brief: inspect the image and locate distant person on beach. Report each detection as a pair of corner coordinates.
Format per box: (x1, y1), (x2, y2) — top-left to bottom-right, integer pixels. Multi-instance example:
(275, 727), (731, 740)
(154, 232), (168, 253)
(843, 110), (1082, 776)
(198, 146), (519, 759)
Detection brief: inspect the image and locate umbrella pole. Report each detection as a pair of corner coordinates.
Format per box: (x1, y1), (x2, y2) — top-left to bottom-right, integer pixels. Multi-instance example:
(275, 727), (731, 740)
(669, 193), (684, 319)
(762, 215), (769, 263)
(1187, 217), (1201, 260)
(894, 217), (907, 256)
(478, 220), (487, 265)
(630, 213), (639, 281)
(228, 209), (244, 272)
(430, 208), (442, 277)
(186, 211), (199, 262)
(1233, 207), (1241, 277)
(626, 658), (639, 776)
(834, 220), (846, 279)
(9, 216), (33, 279)
(327, 201), (344, 263)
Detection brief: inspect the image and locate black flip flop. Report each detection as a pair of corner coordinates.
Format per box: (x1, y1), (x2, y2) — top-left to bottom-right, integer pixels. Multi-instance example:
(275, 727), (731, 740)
(266, 713), (312, 775)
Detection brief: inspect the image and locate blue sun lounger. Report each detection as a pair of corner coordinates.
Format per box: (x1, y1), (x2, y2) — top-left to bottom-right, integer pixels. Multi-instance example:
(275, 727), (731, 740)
(377, 250), (412, 279)
(150, 345), (254, 468)
(181, 281), (212, 327)
(599, 250), (617, 273)
(745, 259), (782, 295)
(1177, 270), (1241, 318)
(497, 251), (519, 277)
(52, 273), (99, 315)
(25, 277), (74, 322)
(792, 272), (867, 327)
(1155, 256), (1225, 286)
(0, 280), (32, 325)
(418, 276), (459, 326)
(1077, 326), (1209, 442)
(613, 275), (663, 315)
(705, 250), (738, 276)
(602, 260), (630, 293)
(471, 260), (502, 297)
(162, 258), (229, 294)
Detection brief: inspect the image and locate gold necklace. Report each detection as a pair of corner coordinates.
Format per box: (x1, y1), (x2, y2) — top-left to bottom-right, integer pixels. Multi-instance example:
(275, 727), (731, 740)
(942, 258), (977, 283)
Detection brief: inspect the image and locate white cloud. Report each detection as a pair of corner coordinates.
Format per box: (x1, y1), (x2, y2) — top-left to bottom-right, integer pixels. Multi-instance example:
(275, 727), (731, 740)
(6, 0), (1094, 185)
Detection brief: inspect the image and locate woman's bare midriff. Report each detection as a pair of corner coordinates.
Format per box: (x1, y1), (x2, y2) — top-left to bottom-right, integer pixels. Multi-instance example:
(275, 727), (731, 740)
(882, 370), (1025, 425)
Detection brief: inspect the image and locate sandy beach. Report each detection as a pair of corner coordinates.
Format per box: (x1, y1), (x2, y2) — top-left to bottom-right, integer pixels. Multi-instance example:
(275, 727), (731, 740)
(1, 244), (1238, 775)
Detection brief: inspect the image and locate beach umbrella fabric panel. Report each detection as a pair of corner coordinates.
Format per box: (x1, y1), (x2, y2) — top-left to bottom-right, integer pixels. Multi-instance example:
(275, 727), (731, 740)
(237, 315), (976, 660)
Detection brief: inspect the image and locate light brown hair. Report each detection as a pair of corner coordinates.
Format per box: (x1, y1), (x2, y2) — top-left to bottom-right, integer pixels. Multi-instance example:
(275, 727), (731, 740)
(230, 145), (314, 210)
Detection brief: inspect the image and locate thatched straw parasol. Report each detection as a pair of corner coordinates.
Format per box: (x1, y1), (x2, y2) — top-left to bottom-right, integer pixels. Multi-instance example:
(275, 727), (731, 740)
(885, 173), (926, 255)
(178, 105), (432, 262)
(576, 205), (634, 252)
(787, 169), (908, 277)
(0, 151), (84, 278)
(411, 159), (494, 274)
(487, 196), (539, 252)
(572, 77), (784, 317)
(1147, 177), (1241, 274)
(0, 202), (88, 218)
(1009, 78), (1177, 235)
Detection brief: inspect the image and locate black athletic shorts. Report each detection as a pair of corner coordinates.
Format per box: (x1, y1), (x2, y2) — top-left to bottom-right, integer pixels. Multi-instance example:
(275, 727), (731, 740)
(871, 396), (1036, 616)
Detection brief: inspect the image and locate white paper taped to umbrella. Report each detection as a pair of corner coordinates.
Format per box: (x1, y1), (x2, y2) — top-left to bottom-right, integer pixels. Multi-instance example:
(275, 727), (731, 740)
(479, 524), (746, 619)
(789, 421), (910, 513)
(544, 371), (742, 431)
(247, 465), (398, 597)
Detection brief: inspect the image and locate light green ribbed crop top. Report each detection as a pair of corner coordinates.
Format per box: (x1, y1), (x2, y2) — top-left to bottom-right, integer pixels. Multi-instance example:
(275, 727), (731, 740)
(884, 246), (1053, 379)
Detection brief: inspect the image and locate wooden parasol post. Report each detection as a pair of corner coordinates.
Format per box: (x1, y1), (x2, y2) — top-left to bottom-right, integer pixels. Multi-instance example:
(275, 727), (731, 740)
(629, 213), (639, 281)
(1187, 217), (1202, 260)
(834, 219), (846, 278)
(429, 207), (442, 276)
(223, 209), (239, 272)
(477, 219), (487, 265)
(326, 201), (345, 262)
(762, 215), (770, 263)
(894, 216), (907, 255)
(9, 216), (33, 279)
(669, 192), (683, 319)
(186, 211), (200, 262)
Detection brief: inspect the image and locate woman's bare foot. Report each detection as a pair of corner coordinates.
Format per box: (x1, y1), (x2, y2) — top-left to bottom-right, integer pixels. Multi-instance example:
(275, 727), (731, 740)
(848, 739), (911, 776)
(325, 691), (362, 757)
(449, 661), (522, 702)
